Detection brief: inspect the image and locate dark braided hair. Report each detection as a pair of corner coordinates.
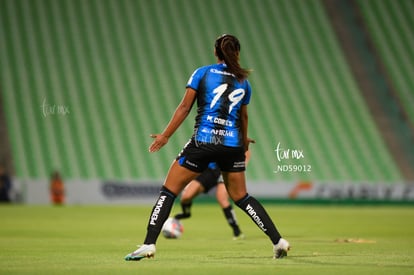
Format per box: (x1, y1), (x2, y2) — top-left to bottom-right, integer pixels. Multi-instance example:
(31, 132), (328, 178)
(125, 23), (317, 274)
(215, 34), (251, 82)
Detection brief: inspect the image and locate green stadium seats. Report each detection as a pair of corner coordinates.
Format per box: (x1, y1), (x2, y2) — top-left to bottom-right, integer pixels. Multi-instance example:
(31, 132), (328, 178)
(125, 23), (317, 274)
(0, 0), (404, 182)
(358, 0), (414, 126)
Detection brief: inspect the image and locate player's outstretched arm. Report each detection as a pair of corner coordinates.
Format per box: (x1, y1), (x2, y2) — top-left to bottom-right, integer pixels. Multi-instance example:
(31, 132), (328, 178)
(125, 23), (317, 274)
(149, 88), (197, 152)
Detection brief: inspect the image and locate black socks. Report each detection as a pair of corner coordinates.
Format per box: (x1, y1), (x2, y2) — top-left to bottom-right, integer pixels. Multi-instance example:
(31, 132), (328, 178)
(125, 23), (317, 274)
(144, 186), (176, 244)
(174, 202), (192, 219)
(222, 205), (242, 237)
(143, 188), (281, 245)
(235, 194), (281, 244)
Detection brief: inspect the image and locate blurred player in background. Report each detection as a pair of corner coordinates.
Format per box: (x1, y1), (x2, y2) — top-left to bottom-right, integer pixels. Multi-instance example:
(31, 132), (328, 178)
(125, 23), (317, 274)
(174, 162), (243, 240)
(174, 150), (252, 240)
(125, 34), (289, 261)
(0, 164), (12, 203)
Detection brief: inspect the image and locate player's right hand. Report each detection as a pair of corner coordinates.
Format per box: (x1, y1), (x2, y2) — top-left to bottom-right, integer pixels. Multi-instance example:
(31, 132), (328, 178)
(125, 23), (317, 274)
(148, 134), (169, 152)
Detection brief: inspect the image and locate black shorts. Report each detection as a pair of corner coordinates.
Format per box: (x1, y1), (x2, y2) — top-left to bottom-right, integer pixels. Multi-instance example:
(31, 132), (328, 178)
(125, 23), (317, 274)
(195, 167), (222, 193)
(176, 138), (246, 173)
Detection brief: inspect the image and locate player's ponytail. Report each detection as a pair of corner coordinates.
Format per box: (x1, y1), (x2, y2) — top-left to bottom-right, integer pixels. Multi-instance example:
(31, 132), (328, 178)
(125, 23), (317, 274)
(215, 34), (251, 82)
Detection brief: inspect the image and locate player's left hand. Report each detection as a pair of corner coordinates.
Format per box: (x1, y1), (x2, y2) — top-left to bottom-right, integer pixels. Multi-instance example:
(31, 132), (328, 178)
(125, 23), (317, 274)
(244, 137), (256, 151)
(149, 134), (169, 152)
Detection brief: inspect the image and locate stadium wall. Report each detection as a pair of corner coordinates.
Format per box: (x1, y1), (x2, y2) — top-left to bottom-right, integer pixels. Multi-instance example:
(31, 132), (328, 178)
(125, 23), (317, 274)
(9, 178), (414, 205)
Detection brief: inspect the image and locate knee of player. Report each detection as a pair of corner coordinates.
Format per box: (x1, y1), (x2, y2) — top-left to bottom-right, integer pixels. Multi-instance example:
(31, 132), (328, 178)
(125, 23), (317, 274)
(216, 196), (230, 208)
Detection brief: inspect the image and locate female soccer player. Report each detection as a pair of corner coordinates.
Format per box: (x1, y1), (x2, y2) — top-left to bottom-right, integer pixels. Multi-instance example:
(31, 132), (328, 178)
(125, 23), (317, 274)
(125, 34), (290, 260)
(174, 162), (244, 240)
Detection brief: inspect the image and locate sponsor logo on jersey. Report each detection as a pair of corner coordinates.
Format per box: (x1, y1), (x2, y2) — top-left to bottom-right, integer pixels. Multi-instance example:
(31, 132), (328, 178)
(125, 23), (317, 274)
(201, 127), (234, 137)
(210, 68), (235, 77)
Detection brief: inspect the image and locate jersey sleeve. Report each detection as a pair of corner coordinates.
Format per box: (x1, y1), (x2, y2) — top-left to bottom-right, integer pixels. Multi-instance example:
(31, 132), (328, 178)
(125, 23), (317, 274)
(186, 66), (208, 91)
(242, 80), (252, 105)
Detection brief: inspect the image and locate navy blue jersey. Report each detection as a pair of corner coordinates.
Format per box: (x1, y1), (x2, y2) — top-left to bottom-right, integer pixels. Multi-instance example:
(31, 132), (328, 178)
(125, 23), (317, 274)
(186, 63), (251, 147)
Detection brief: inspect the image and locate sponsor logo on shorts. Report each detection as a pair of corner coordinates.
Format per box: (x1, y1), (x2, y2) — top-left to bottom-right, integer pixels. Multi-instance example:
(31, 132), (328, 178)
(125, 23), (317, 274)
(185, 159), (198, 168)
(233, 161), (245, 169)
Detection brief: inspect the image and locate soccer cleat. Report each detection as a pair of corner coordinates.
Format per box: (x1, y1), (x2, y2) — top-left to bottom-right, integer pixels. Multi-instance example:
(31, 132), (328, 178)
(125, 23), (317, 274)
(273, 238), (290, 259)
(174, 212), (191, 220)
(232, 233), (245, 241)
(124, 244), (156, 261)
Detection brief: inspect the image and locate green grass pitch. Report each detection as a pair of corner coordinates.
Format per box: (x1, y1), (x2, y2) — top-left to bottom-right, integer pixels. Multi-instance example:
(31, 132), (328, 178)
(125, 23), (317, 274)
(1, 203), (413, 274)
